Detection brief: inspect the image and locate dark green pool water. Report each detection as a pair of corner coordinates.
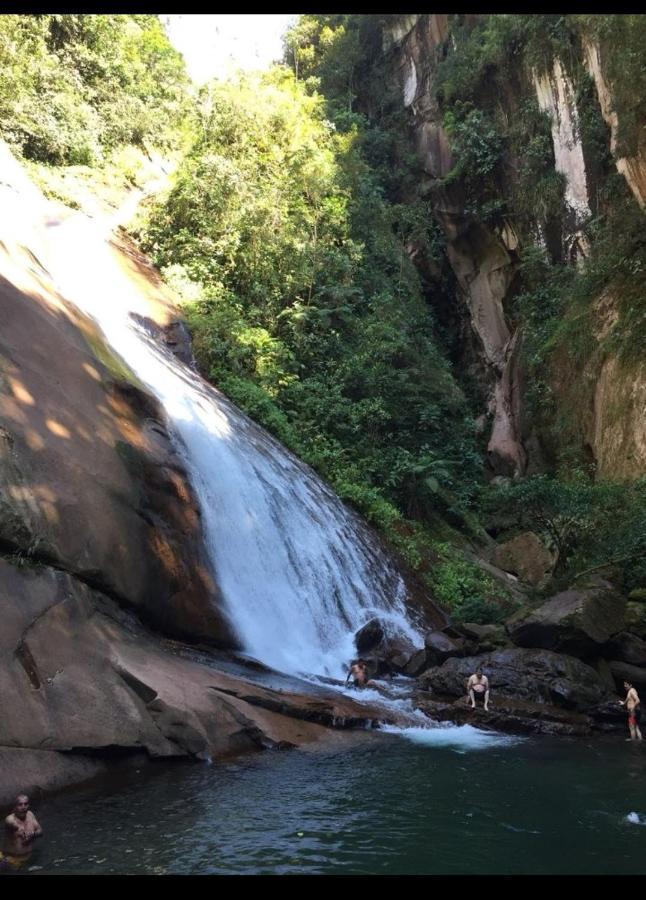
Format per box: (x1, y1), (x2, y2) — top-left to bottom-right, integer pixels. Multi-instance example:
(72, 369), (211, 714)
(24, 724), (646, 875)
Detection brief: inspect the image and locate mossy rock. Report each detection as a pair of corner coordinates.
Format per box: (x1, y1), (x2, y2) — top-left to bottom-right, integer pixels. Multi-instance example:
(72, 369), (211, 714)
(628, 588), (646, 603)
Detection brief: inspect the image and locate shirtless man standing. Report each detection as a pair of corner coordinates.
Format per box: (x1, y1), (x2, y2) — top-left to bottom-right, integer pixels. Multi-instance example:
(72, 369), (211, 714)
(467, 668), (490, 712)
(0, 794), (43, 873)
(619, 681), (643, 741)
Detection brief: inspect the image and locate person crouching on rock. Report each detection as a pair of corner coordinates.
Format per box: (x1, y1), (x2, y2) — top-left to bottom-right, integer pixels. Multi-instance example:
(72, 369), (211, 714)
(619, 681), (643, 741)
(0, 794), (43, 873)
(346, 659), (371, 688)
(467, 668), (490, 711)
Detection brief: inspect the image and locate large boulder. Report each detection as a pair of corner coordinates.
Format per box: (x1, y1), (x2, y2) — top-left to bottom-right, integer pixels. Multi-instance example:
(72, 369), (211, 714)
(607, 660), (646, 688)
(453, 622), (510, 652)
(0, 557), (394, 804)
(604, 633), (646, 668)
(354, 619), (421, 674)
(491, 532), (554, 586)
(354, 618), (385, 654)
(424, 630), (466, 665)
(404, 648), (428, 677)
(419, 648), (609, 711)
(506, 581), (625, 657)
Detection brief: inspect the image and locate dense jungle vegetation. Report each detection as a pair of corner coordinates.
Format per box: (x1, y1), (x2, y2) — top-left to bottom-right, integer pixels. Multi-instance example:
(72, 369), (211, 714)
(2, 13), (644, 620)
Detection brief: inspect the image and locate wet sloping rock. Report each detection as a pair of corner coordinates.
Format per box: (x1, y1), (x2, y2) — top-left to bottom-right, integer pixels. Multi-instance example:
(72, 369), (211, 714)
(506, 582), (626, 656)
(591, 656), (617, 693)
(0, 748), (115, 809)
(591, 698), (630, 732)
(415, 695), (592, 737)
(0, 264), (235, 646)
(419, 649), (608, 711)
(0, 557), (391, 803)
(491, 532), (554, 587)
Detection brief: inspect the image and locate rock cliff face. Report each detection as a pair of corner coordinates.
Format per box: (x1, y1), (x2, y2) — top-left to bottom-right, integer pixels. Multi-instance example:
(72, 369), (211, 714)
(380, 15), (646, 480)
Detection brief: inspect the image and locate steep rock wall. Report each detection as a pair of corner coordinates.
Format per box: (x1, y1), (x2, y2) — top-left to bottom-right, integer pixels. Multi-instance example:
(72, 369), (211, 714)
(381, 14), (646, 481)
(384, 15), (526, 477)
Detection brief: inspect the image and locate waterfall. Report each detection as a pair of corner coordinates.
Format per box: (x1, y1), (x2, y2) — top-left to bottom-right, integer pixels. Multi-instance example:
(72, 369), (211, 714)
(40, 213), (425, 678)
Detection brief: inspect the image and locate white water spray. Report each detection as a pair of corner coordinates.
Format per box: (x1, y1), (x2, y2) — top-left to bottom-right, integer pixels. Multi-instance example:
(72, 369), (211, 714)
(40, 213), (423, 677)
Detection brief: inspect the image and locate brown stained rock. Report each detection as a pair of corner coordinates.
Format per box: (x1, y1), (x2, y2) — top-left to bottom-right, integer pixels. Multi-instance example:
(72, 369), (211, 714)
(492, 532), (554, 587)
(0, 272), (235, 646)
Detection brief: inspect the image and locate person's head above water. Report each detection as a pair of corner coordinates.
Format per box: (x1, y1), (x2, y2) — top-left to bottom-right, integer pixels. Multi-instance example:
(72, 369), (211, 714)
(475, 667), (483, 676)
(13, 795), (29, 820)
(624, 681), (633, 691)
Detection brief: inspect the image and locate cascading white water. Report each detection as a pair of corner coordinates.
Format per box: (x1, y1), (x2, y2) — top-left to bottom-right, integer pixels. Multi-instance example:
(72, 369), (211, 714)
(40, 213), (424, 678)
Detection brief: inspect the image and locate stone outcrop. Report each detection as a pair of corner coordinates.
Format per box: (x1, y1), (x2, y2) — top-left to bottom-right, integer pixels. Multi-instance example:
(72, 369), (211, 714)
(0, 557), (393, 806)
(604, 632), (646, 668)
(491, 532), (555, 587)
(381, 16), (646, 480)
(415, 694), (593, 736)
(419, 648), (608, 711)
(354, 618), (385, 654)
(533, 57), (591, 263)
(506, 581), (626, 657)
(607, 661), (646, 688)
(354, 617), (423, 675)
(424, 630), (467, 666)
(625, 602), (646, 639)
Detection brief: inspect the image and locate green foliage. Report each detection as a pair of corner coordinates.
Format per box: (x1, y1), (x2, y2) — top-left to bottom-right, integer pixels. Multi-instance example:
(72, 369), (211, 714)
(518, 195), (646, 377)
(429, 543), (518, 624)
(142, 64), (482, 572)
(482, 473), (646, 590)
(0, 14), (190, 165)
